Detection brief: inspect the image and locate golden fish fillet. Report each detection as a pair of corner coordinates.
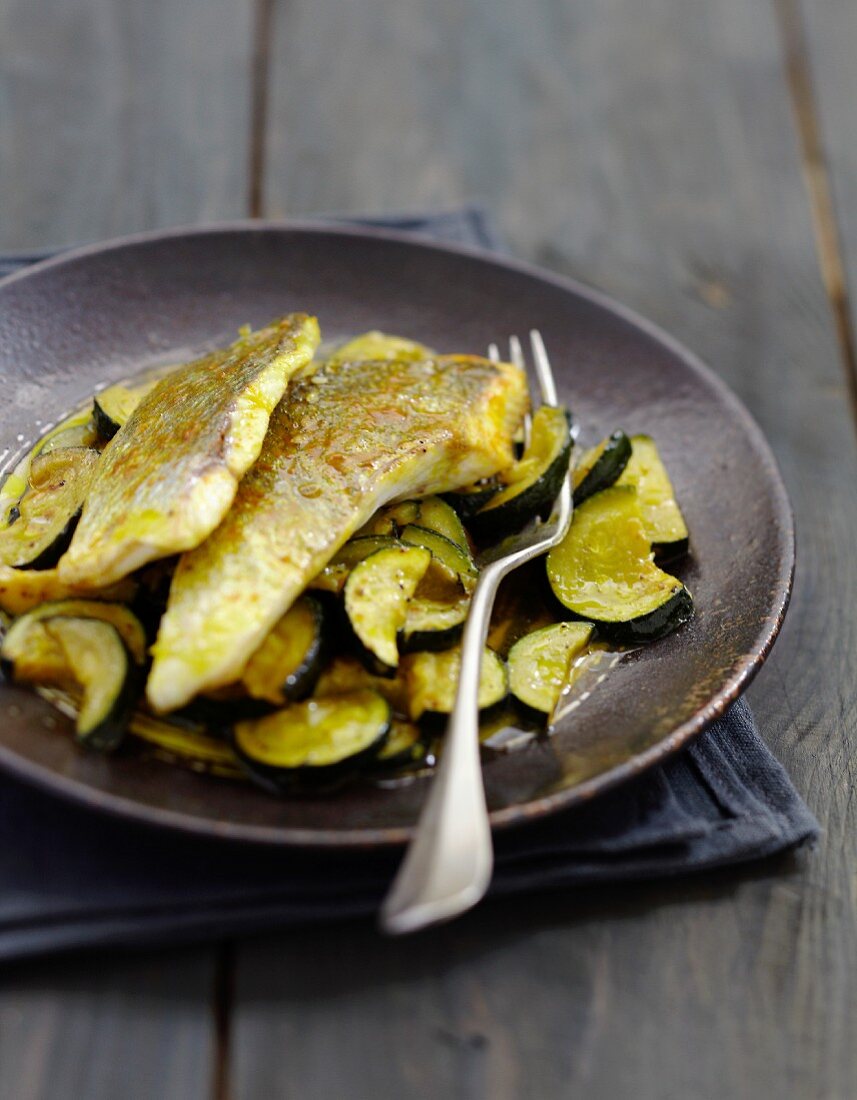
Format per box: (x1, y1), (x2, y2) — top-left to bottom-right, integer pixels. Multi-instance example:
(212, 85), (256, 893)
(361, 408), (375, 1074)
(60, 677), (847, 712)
(147, 355), (527, 712)
(57, 314), (320, 587)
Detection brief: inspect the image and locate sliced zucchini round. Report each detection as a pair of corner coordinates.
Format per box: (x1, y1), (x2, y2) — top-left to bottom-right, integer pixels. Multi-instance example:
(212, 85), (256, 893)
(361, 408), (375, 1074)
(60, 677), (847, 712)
(3, 598), (149, 664)
(0, 617), (76, 688)
(0, 448), (99, 571)
(46, 617), (138, 750)
(468, 406), (573, 540)
(373, 719), (427, 770)
(399, 524), (477, 587)
(546, 485), (694, 643)
(441, 477), (503, 520)
(400, 589), (471, 654)
(2, 613), (138, 751)
(129, 712), (242, 779)
(412, 497), (471, 551)
(363, 496), (472, 552)
(93, 380), (156, 441)
(234, 690), (392, 792)
(508, 622), (594, 714)
(572, 430), (632, 506)
(309, 534), (401, 594)
(241, 595), (328, 704)
(616, 434), (689, 559)
(403, 646), (508, 720)
(313, 654), (410, 714)
(344, 545), (431, 673)
(357, 500), (421, 538)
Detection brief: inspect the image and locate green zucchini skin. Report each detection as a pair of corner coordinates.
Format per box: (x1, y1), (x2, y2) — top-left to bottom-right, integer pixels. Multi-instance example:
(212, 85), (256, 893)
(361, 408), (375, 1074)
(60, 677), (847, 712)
(572, 430), (632, 506)
(547, 485), (694, 644)
(344, 545), (431, 676)
(1, 615), (140, 751)
(233, 691), (392, 794)
(0, 448), (99, 571)
(403, 647), (509, 722)
(467, 407), (573, 541)
(440, 479), (502, 520)
(587, 586), (694, 645)
(12, 508), (82, 571)
(507, 621), (594, 715)
(616, 435), (690, 561)
(243, 594), (330, 704)
(92, 398), (122, 442)
(371, 720), (428, 771)
(398, 600), (468, 654)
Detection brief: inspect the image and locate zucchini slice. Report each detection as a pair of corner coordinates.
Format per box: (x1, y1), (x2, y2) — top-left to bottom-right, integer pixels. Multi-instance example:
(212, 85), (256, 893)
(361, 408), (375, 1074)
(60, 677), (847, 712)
(233, 689), (392, 792)
(572, 430), (632, 506)
(362, 496), (471, 552)
(399, 525), (477, 588)
(309, 535), (401, 594)
(508, 622), (595, 714)
(3, 598), (149, 665)
(241, 594), (328, 704)
(93, 380), (157, 441)
(129, 712), (242, 778)
(0, 618), (76, 688)
(314, 654), (410, 713)
(0, 448), (99, 570)
(403, 646), (508, 720)
(546, 485), (693, 643)
(616, 434), (689, 559)
(441, 477), (503, 520)
(2, 615), (137, 751)
(46, 618), (137, 750)
(468, 406), (573, 539)
(328, 331), (433, 364)
(344, 545), (432, 673)
(397, 525), (477, 652)
(373, 719), (427, 770)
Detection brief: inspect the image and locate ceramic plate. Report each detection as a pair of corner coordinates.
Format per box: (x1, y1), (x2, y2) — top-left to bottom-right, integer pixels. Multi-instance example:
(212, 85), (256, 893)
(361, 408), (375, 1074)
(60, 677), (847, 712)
(0, 223), (793, 846)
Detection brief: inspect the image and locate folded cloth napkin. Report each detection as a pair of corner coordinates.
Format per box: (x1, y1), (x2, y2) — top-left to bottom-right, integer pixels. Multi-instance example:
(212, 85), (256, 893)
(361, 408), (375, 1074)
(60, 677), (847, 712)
(0, 209), (818, 960)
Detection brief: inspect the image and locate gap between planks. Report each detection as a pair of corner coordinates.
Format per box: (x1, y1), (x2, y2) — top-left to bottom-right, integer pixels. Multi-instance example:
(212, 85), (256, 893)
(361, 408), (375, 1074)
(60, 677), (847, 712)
(774, 0), (857, 431)
(248, 0), (275, 218)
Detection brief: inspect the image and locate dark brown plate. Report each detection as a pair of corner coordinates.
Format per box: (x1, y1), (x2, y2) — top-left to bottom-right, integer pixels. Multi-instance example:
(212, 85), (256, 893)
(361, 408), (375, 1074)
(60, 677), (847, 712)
(0, 222), (793, 847)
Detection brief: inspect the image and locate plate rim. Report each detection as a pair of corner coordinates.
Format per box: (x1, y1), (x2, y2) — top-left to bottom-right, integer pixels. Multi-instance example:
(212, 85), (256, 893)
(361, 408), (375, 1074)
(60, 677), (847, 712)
(0, 218), (795, 848)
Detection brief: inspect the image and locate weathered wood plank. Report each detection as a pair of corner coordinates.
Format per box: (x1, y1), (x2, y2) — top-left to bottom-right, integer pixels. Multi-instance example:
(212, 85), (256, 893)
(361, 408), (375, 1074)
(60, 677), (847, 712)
(0, 0), (259, 1096)
(234, 1), (857, 1097)
(0, 0), (255, 250)
(794, 0), (857, 402)
(0, 948), (217, 1100)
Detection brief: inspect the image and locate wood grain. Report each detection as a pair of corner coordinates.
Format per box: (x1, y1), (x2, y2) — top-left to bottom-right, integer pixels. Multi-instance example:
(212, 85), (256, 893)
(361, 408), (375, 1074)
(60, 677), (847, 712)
(0, 0), (255, 250)
(231, 1), (857, 1097)
(0, 949), (216, 1100)
(0, 0), (257, 1096)
(791, 0), (857, 413)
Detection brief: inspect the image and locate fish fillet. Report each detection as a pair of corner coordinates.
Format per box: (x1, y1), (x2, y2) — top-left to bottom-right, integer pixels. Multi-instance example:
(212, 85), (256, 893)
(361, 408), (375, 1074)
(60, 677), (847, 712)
(147, 355), (527, 712)
(57, 314), (320, 586)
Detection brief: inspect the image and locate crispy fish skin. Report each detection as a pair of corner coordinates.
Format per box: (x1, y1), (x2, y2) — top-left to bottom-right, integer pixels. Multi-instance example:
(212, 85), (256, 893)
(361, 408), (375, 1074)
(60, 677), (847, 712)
(148, 355), (527, 712)
(57, 314), (320, 587)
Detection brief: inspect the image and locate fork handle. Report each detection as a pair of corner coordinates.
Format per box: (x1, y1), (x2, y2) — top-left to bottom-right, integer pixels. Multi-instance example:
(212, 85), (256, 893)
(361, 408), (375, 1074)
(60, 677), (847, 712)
(378, 560), (506, 935)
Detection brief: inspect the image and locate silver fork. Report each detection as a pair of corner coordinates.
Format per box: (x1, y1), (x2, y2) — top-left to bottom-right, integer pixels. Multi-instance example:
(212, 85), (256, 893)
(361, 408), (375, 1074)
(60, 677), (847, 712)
(379, 330), (574, 935)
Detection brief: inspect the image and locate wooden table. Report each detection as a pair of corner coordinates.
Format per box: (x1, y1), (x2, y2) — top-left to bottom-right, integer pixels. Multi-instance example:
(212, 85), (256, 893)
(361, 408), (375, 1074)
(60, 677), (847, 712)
(1, 1), (855, 1096)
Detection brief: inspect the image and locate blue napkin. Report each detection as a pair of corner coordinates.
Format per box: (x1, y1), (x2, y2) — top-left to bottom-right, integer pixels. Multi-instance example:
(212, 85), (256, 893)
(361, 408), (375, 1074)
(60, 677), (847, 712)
(0, 210), (818, 959)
